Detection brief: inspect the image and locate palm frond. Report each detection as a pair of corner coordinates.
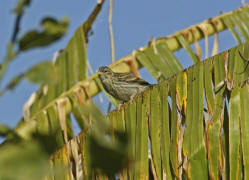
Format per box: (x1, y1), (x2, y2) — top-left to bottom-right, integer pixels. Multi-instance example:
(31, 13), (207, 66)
(44, 42), (249, 179)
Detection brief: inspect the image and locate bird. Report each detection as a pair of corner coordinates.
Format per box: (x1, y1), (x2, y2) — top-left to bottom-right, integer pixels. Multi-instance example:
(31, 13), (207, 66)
(98, 66), (152, 108)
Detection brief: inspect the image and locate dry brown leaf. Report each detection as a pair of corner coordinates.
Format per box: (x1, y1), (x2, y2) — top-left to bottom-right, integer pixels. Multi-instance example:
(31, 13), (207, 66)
(191, 28), (202, 60)
(198, 23), (209, 59)
(126, 51), (140, 77)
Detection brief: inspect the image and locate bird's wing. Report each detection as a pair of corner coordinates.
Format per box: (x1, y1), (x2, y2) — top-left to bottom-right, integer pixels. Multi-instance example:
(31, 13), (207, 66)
(115, 72), (134, 79)
(116, 72), (150, 86)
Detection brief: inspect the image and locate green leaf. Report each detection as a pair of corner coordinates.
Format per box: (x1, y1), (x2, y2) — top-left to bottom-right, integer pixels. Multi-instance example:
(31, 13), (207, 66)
(46, 106), (64, 147)
(19, 17), (69, 51)
(41, 17), (69, 35)
(0, 124), (12, 137)
(77, 103), (129, 177)
(32, 131), (61, 155)
(89, 131), (128, 177)
(78, 133), (92, 179)
(124, 98), (136, 179)
(136, 51), (161, 80)
(229, 15), (249, 42)
(169, 77), (179, 177)
(143, 46), (172, 78)
(134, 90), (149, 179)
(240, 83), (249, 179)
(0, 139), (53, 180)
(229, 87), (241, 179)
(176, 71), (187, 111)
(149, 86), (162, 179)
(2, 61), (57, 96)
(19, 30), (56, 51)
(159, 81), (172, 180)
(0, 43), (17, 85)
(25, 61), (58, 84)
(222, 16), (242, 44)
(204, 59), (214, 114)
(156, 42), (183, 73)
(12, 0), (31, 15)
(6, 73), (25, 90)
(183, 62), (208, 179)
(0, 131), (64, 180)
(176, 33), (200, 64)
(207, 55), (226, 179)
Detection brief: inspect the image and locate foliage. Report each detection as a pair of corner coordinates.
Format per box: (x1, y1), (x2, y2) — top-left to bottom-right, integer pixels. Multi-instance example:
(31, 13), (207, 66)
(0, 0), (69, 88)
(37, 43), (249, 179)
(1, 1), (249, 180)
(0, 127), (61, 180)
(19, 17), (69, 51)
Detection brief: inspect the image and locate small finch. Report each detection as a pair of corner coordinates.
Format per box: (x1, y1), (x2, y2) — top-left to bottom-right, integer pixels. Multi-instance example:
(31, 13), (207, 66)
(98, 66), (152, 103)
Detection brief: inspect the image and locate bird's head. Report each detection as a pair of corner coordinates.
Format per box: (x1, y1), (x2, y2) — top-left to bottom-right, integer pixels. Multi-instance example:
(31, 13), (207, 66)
(98, 66), (113, 79)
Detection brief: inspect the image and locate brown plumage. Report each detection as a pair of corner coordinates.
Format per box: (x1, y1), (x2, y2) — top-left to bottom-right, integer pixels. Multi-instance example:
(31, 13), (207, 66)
(98, 66), (151, 102)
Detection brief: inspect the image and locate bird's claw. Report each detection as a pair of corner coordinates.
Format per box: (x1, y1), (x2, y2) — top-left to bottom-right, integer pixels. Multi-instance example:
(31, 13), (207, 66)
(117, 95), (135, 111)
(129, 95), (135, 104)
(118, 103), (124, 111)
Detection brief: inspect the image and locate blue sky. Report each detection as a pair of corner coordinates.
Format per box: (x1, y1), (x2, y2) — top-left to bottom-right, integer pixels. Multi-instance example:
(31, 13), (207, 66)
(0, 0), (243, 129)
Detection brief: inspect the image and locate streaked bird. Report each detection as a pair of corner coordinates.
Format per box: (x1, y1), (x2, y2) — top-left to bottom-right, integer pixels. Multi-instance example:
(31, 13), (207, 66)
(98, 66), (151, 103)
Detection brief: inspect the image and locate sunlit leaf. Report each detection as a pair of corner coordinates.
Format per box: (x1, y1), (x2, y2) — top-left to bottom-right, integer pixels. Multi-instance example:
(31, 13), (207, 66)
(25, 61), (58, 84)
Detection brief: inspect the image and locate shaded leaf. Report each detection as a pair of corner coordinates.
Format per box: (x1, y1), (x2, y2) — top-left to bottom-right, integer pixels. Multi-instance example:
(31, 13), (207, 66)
(89, 131), (129, 177)
(0, 124), (12, 137)
(19, 17), (69, 51)
(79, 103), (129, 177)
(6, 73), (25, 90)
(0, 143), (48, 180)
(0, 43), (17, 85)
(12, 0), (31, 15)
(41, 17), (69, 35)
(0, 137), (56, 180)
(31, 131), (61, 155)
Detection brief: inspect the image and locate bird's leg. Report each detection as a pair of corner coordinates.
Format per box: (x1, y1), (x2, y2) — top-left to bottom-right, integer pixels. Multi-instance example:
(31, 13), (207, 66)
(118, 95), (135, 111)
(129, 94), (136, 104)
(118, 104), (122, 111)
(118, 101), (125, 111)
